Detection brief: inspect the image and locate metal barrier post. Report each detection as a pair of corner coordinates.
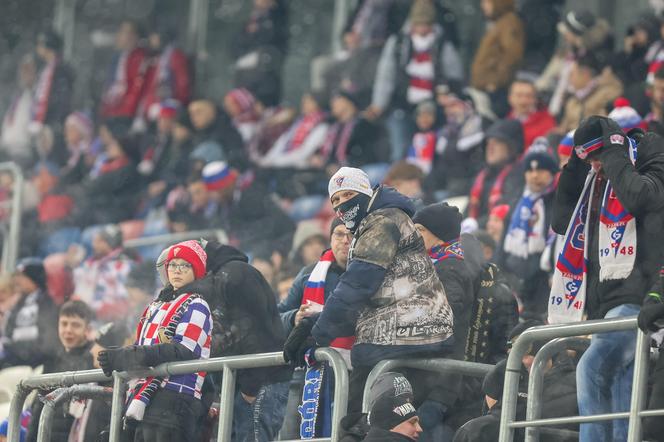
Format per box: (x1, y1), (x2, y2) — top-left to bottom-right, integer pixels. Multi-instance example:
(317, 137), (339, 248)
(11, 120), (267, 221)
(627, 329), (650, 442)
(109, 372), (126, 442)
(315, 347), (350, 440)
(7, 386), (29, 442)
(217, 365), (236, 442)
(498, 317), (638, 442)
(525, 337), (589, 442)
(37, 385), (112, 442)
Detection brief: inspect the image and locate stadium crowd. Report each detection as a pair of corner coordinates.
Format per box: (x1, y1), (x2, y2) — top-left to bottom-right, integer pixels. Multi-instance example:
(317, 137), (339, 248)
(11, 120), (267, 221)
(4, 0), (664, 441)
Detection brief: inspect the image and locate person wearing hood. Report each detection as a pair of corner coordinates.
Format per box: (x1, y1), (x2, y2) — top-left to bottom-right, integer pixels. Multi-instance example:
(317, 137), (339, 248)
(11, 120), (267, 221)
(188, 98), (247, 171)
(467, 119), (525, 227)
(470, 0), (524, 116)
(97, 240), (212, 442)
(366, 0), (463, 161)
(284, 166), (454, 413)
(183, 239), (291, 441)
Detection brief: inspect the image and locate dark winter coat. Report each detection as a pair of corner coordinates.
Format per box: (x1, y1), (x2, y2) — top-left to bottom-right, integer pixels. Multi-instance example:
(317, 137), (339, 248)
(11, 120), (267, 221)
(2, 289), (59, 368)
(197, 242), (292, 396)
(278, 260), (345, 334)
(40, 60), (74, 129)
(312, 187), (455, 367)
(26, 342), (95, 442)
(363, 427), (415, 441)
(325, 117), (388, 168)
(190, 110), (247, 171)
(468, 162), (524, 227)
(339, 412), (370, 442)
(552, 131), (664, 319)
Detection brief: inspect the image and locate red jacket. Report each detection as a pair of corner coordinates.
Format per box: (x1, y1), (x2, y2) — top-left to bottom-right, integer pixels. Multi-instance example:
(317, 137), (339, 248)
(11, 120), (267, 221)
(100, 47), (148, 119)
(140, 46), (192, 120)
(509, 108), (556, 150)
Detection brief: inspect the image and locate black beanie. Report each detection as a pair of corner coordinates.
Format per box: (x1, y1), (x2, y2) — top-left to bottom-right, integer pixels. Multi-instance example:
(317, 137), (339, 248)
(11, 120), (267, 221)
(486, 119), (524, 157)
(367, 372), (418, 431)
(522, 137), (559, 174)
(16, 258), (47, 290)
(413, 202), (462, 242)
(330, 217), (345, 237)
(96, 322), (131, 348)
(573, 115), (624, 159)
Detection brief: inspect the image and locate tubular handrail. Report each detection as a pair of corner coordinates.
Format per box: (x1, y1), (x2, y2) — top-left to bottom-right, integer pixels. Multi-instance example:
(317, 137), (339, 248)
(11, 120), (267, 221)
(8, 349), (349, 442)
(0, 162), (23, 273)
(37, 385), (112, 442)
(362, 358), (494, 412)
(498, 316), (657, 442)
(524, 336), (589, 441)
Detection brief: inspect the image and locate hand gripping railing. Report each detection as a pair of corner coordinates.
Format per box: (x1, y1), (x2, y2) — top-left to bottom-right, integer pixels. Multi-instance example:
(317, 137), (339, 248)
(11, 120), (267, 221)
(37, 384), (112, 442)
(361, 358), (494, 412)
(498, 316), (662, 442)
(8, 348), (349, 442)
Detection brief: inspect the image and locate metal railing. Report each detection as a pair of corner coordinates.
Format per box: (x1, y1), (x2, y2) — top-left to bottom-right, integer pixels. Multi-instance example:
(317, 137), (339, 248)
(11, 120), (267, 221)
(0, 162), (23, 273)
(362, 357), (494, 413)
(498, 317), (664, 442)
(8, 349), (349, 442)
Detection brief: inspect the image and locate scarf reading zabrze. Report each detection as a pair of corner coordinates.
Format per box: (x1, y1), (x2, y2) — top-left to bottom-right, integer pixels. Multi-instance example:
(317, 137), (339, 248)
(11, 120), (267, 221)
(549, 138), (637, 324)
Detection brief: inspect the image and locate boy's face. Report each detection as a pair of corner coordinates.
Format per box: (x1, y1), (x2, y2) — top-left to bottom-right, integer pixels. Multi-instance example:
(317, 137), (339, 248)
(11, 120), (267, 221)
(525, 169), (554, 193)
(59, 315), (90, 352)
(416, 111), (435, 131)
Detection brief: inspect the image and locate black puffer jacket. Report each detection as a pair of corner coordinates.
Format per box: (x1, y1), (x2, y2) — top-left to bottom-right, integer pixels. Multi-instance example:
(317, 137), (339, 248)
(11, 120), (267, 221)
(552, 130), (664, 319)
(196, 241), (292, 396)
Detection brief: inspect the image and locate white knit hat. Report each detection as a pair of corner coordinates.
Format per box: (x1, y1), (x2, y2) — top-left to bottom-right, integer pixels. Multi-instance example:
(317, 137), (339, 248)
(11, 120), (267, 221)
(328, 167), (373, 199)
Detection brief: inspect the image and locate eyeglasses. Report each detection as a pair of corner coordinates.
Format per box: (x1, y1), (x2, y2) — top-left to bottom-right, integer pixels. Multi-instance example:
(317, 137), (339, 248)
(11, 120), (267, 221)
(167, 262), (193, 272)
(332, 232), (353, 241)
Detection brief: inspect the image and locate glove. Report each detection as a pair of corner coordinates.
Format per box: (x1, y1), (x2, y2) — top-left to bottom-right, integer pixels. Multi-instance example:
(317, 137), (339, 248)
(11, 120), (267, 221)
(417, 399), (448, 433)
(97, 346), (144, 377)
(599, 117), (627, 154)
(283, 317), (315, 366)
(638, 302), (664, 332)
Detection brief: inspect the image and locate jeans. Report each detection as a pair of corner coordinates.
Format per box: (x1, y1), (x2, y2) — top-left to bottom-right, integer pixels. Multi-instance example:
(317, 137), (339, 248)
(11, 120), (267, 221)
(385, 108), (416, 162)
(577, 303), (640, 441)
(232, 381), (289, 442)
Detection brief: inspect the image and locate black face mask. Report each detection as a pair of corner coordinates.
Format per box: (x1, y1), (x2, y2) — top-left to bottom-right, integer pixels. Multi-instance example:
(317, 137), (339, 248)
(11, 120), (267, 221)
(334, 193), (371, 232)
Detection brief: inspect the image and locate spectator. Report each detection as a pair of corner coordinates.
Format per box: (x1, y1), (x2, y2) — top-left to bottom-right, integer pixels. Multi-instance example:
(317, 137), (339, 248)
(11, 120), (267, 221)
(201, 161), (295, 257)
(185, 239), (291, 441)
(70, 224), (135, 322)
(139, 27), (191, 123)
(70, 321), (132, 442)
(413, 202), (475, 440)
(100, 20), (148, 120)
(558, 51), (623, 133)
(188, 98), (247, 171)
(285, 167), (454, 413)
(98, 240), (212, 441)
(1, 54), (36, 168)
(431, 82), (487, 197)
(61, 112), (94, 188)
(474, 230), (497, 262)
(1, 258), (59, 368)
(231, 0), (289, 106)
(26, 300), (95, 442)
(614, 13), (660, 85)
(646, 65), (664, 134)
(470, 0), (524, 116)
(223, 88), (260, 143)
(32, 29), (74, 165)
(364, 372), (422, 441)
(549, 117), (664, 440)
(405, 101), (438, 175)
(275, 263), (299, 304)
(259, 92), (329, 169)
(507, 78), (556, 149)
(537, 10), (613, 117)
(383, 161), (426, 209)
(485, 204), (510, 255)
(318, 89), (385, 169)
(245, 93), (295, 163)
(367, 0), (463, 160)
(499, 139), (558, 320)
(289, 221), (328, 269)
(557, 130), (574, 169)
(467, 119), (525, 226)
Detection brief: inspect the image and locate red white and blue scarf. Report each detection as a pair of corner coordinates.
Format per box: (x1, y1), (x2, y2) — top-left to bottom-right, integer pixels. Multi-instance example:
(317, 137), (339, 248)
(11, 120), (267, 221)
(429, 240), (464, 263)
(406, 130), (436, 174)
(503, 190), (548, 259)
(549, 139), (637, 323)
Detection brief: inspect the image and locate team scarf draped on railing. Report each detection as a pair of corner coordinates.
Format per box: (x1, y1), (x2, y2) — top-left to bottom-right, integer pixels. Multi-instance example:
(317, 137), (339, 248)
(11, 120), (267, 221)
(549, 138), (637, 324)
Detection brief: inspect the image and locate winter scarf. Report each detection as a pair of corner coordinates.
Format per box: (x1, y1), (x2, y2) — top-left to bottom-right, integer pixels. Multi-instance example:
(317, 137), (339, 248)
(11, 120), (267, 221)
(104, 51), (129, 106)
(285, 111), (326, 152)
(549, 140), (638, 323)
(503, 190), (547, 259)
(321, 119), (357, 164)
(406, 130), (436, 174)
(429, 239), (464, 263)
(406, 32), (436, 104)
(125, 293), (200, 421)
(468, 164), (514, 219)
(32, 59), (57, 123)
